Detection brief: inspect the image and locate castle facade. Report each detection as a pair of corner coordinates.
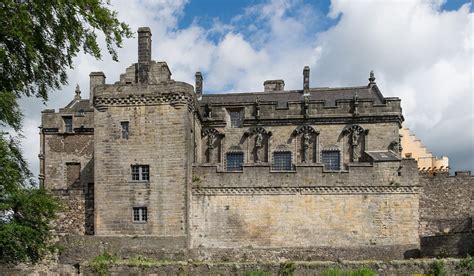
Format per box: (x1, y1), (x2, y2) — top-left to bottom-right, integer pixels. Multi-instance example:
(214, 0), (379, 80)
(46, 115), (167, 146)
(40, 27), (426, 257)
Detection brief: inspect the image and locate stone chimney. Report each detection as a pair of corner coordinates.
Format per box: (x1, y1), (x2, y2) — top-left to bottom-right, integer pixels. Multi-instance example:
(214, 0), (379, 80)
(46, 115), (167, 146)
(89, 72), (106, 105)
(137, 27), (152, 83)
(303, 66), (310, 94)
(264, 80), (285, 92)
(195, 72), (203, 98)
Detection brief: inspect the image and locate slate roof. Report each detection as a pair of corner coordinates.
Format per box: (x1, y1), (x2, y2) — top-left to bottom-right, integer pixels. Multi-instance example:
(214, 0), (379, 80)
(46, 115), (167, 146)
(365, 151), (401, 162)
(61, 99), (93, 112)
(200, 85), (385, 107)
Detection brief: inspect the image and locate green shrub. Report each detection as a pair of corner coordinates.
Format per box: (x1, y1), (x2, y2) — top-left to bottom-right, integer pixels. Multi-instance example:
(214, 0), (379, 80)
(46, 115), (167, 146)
(279, 261), (296, 276)
(90, 251), (117, 276)
(431, 260), (447, 276)
(459, 255), (474, 273)
(319, 267), (377, 276)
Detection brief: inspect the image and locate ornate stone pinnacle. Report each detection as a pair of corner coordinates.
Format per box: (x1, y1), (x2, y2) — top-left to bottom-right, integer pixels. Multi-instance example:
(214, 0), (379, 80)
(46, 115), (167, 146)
(74, 84), (81, 100)
(369, 70), (376, 84)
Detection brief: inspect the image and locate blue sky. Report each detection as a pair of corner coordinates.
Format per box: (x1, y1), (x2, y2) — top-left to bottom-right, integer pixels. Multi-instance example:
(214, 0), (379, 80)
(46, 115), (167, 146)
(18, 0), (473, 176)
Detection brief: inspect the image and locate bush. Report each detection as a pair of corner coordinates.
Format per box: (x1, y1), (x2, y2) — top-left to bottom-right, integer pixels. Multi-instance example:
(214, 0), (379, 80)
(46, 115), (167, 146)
(90, 252), (117, 276)
(431, 260), (447, 276)
(279, 261), (296, 276)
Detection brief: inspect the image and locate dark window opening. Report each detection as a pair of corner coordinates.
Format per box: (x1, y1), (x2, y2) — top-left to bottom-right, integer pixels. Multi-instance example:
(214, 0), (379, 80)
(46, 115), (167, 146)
(63, 116), (73, 133)
(229, 110), (242, 128)
(226, 152), (244, 171)
(131, 165), (150, 181)
(121, 121), (129, 139)
(322, 150), (340, 171)
(133, 207), (148, 222)
(273, 152), (292, 171)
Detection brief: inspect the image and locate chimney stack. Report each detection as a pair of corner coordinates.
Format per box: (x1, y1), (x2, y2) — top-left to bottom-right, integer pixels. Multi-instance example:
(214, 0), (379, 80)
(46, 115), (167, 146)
(137, 27), (152, 83)
(303, 66), (310, 94)
(195, 72), (203, 98)
(89, 72), (106, 105)
(264, 80), (285, 92)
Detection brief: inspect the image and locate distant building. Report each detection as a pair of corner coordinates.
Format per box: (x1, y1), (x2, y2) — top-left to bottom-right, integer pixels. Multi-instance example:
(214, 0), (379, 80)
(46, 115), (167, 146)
(40, 27), (425, 258)
(400, 128), (449, 174)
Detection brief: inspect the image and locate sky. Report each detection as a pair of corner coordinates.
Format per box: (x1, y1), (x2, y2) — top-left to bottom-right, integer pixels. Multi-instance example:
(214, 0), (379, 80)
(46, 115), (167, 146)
(18, 0), (473, 178)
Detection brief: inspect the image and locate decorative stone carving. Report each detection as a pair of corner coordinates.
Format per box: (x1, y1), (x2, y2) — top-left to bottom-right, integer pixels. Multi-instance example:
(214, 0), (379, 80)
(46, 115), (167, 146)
(202, 128), (223, 163)
(303, 96), (310, 118)
(293, 125), (320, 163)
(193, 186), (419, 196)
(245, 127), (272, 163)
(255, 97), (261, 119)
(342, 125), (368, 162)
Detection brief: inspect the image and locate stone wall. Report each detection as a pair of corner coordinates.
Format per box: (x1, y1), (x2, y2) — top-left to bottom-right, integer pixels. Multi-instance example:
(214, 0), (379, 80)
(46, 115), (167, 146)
(2, 257), (472, 276)
(419, 171), (473, 236)
(93, 83), (195, 237)
(190, 159), (420, 253)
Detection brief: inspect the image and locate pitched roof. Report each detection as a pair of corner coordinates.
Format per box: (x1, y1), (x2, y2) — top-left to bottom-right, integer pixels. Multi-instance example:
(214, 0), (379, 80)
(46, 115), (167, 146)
(200, 85), (385, 106)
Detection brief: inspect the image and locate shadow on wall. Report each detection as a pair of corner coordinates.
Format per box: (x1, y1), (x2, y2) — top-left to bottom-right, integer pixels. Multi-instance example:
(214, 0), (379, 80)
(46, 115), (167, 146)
(420, 233), (474, 257)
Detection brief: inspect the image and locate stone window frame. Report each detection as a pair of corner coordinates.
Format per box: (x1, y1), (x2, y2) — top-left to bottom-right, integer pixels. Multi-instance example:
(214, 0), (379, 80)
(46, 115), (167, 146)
(132, 207), (148, 223)
(227, 108), (244, 128)
(272, 151), (293, 171)
(131, 164), (150, 181)
(321, 145), (342, 171)
(271, 145), (295, 172)
(63, 115), (73, 133)
(225, 147), (244, 172)
(120, 121), (129, 140)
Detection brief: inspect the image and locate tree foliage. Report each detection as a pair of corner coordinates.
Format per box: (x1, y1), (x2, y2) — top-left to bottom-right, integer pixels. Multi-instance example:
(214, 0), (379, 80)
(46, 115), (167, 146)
(0, 0), (132, 264)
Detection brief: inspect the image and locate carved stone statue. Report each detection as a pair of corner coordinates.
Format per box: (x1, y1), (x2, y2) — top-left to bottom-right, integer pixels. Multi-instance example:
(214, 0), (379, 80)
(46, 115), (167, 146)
(207, 133), (215, 162)
(302, 132), (311, 163)
(255, 132), (263, 162)
(350, 129), (360, 162)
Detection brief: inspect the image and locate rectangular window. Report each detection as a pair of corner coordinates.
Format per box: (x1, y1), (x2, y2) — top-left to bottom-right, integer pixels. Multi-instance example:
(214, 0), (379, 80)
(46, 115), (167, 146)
(63, 116), (73, 133)
(273, 152), (292, 171)
(133, 207), (148, 222)
(322, 150), (340, 171)
(131, 165), (150, 181)
(121, 121), (129, 139)
(66, 162), (80, 186)
(229, 110), (242, 128)
(226, 152), (244, 171)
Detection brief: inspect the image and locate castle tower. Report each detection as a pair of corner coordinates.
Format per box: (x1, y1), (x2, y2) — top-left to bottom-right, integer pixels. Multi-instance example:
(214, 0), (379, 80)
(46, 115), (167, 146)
(92, 28), (196, 241)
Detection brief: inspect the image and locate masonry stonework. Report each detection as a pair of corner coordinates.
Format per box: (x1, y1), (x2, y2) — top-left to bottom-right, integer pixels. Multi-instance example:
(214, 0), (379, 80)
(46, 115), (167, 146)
(39, 27), (472, 260)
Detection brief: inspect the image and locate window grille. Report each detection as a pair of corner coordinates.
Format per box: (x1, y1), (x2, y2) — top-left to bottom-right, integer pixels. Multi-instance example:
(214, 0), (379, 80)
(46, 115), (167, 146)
(321, 150), (340, 171)
(133, 207), (147, 222)
(229, 111), (242, 128)
(131, 165), (150, 181)
(121, 121), (129, 139)
(226, 152), (244, 171)
(273, 152), (292, 171)
(63, 116), (73, 133)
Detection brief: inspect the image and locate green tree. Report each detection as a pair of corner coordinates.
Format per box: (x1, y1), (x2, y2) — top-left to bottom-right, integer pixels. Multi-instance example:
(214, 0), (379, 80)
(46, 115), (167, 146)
(0, 0), (132, 264)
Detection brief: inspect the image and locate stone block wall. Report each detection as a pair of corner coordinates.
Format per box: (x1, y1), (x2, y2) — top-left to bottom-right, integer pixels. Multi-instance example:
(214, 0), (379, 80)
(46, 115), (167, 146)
(419, 171), (473, 236)
(93, 83), (196, 237)
(191, 159), (420, 251)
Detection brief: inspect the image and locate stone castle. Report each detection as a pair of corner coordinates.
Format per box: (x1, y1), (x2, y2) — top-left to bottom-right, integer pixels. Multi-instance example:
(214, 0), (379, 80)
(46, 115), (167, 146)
(40, 27), (473, 260)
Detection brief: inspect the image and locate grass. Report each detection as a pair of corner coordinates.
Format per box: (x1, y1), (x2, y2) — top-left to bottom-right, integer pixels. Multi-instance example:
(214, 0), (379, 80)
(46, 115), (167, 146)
(319, 268), (377, 276)
(244, 271), (270, 276)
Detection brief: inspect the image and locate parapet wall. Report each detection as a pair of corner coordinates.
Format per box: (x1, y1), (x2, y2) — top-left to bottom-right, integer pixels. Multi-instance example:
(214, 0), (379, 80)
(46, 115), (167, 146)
(419, 171), (473, 237)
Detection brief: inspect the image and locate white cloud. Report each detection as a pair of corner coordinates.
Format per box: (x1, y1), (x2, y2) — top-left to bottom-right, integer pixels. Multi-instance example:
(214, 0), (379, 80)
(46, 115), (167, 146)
(18, 0), (473, 177)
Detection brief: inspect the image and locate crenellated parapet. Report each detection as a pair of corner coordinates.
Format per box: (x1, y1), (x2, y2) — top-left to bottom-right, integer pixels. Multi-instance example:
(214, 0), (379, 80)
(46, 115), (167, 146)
(93, 82), (197, 112)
